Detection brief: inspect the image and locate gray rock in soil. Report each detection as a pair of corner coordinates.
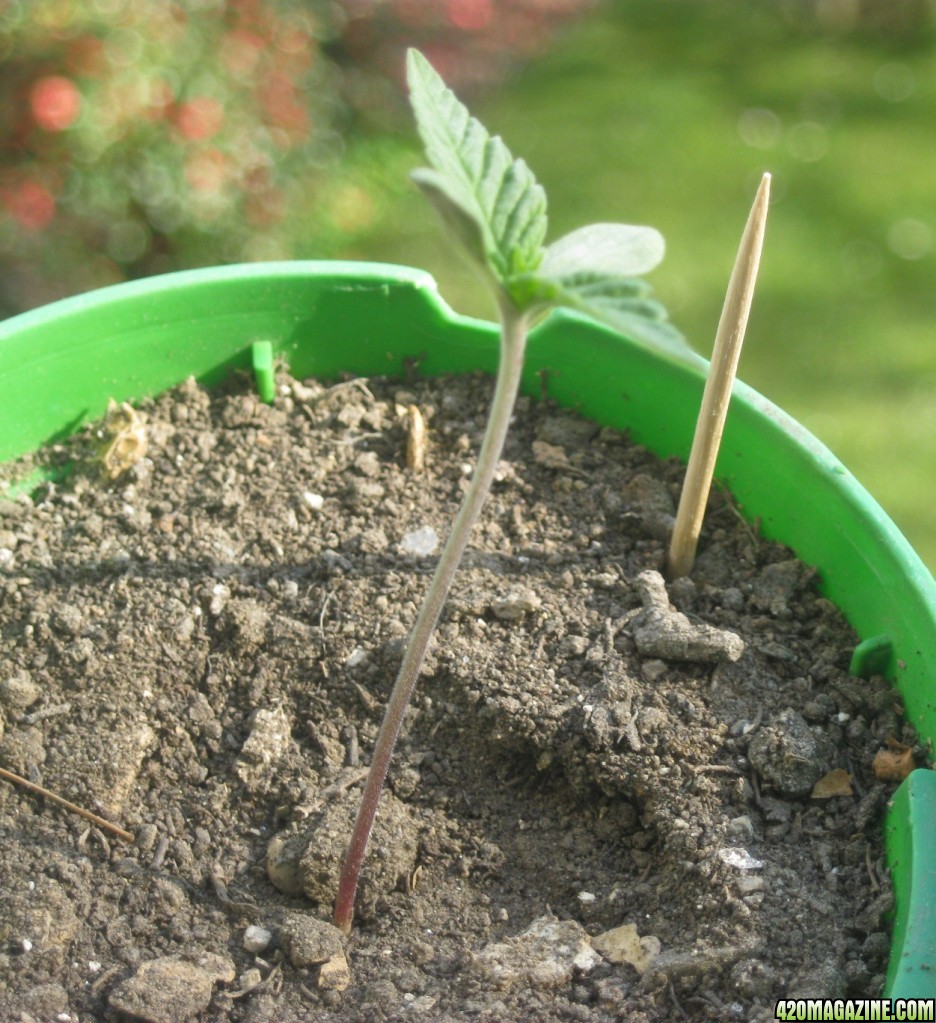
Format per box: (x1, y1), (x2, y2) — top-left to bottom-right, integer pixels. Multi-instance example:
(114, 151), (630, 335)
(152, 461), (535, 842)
(50, 602), (83, 636)
(280, 912), (344, 967)
(0, 879), (78, 963)
(490, 587), (542, 622)
(107, 954), (235, 1023)
(242, 924), (273, 954)
(0, 670), (41, 712)
(219, 597), (270, 649)
(280, 912), (349, 989)
(730, 958), (778, 999)
(235, 704), (294, 794)
(17, 983), (70, 1019)
(266, 786), (418, 920)
(621, 473), (676, 540)
(787, 956), (846, 999)
(751, 558), (807, 616)
(0, 725), (46, 773)
(747, 708), (837, 797)
(630, 570), (744, 664)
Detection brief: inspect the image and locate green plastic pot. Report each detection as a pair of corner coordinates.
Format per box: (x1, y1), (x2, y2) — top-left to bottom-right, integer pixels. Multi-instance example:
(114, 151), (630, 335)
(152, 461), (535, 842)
(1, 261), (934, 995)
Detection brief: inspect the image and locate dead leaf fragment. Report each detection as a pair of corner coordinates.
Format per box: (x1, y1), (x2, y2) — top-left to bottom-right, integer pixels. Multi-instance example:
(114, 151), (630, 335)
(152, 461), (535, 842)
(100, 399), (148, 479)
(811, 768), (853, 799)
(590, 922), (661, 975)
(872, 737), (914, 782)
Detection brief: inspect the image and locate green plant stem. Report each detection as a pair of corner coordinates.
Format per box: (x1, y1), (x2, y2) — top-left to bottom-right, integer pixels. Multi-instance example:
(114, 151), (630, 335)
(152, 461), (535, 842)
(333, 300), (531, 934)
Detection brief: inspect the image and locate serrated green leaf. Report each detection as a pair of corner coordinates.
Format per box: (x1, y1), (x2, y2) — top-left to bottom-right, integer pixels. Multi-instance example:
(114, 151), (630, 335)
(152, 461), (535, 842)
(410, 169), (490, 272)
(406, 49), (547, 284)
(530, 270), (689, 354)
(542, 223), (665, 279)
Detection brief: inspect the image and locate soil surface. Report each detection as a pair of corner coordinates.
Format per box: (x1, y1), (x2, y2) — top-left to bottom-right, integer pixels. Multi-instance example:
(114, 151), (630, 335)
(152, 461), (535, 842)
(0, 367), (915, 1023)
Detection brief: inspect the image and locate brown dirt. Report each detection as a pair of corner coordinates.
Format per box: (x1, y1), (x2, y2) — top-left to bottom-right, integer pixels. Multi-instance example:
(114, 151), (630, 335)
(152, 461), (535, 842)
(0, 367), (913, 1023)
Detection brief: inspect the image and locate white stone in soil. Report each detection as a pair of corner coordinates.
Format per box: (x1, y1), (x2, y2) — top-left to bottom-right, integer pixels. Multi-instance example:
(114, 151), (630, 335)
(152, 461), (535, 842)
(472, 914), (599, 992)
(400, 525), (439, 556)
(235, 704), (293, 793)
(718, 847), (765, 871)
(242, 924), (272, 954)
(490, 587), (542, 622)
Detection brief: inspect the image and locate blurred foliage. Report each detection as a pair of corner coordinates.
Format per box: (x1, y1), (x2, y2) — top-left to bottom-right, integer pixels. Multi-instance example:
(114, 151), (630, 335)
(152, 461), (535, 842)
(0, 0), (592, 314)
(0, 0), (334, 310)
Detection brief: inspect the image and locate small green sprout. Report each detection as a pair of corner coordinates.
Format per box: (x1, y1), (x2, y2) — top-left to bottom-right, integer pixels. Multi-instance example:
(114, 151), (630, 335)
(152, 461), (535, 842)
(333, 48), (681, 934)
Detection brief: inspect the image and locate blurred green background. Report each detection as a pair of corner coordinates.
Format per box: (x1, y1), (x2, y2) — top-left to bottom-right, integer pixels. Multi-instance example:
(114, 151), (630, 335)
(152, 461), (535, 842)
(2, 0), (935, 567)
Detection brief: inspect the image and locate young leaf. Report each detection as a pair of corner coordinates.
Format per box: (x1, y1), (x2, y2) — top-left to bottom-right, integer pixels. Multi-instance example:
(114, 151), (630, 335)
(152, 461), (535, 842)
(522, 270), (688, 353)
(406, 48), (547, 283)
(410, 168), (491, 274)
(542, 223), (665, 279)
(509, 268), (683, 351)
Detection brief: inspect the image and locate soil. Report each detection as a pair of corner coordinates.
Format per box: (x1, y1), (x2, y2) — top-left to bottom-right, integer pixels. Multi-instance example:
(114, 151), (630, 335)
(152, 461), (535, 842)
(0, 367), (915, 1023)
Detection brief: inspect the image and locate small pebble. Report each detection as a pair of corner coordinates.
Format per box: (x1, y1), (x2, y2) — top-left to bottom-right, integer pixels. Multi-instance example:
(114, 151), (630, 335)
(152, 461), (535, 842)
(0, 671), (41, 711)
(238, 968), (263, 991)
(490, 587), (541, 622)
(280, 913), (345, 969)
(748, 709), (836, 797)
(243, 925), (272, 954)
(718, 847), (764, 871)
(400, 526), (439, 556)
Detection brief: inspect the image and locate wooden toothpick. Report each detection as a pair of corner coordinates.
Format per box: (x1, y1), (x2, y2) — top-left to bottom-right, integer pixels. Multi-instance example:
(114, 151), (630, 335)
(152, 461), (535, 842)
(667, 172), (771, 579)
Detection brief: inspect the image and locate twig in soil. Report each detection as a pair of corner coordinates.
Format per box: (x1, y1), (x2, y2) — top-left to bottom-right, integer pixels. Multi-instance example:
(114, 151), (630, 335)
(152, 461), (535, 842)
(668, 981), (690, 1020)
(668, 172), (771, 579)
(22, 702), (72, 725)
(316, 590), (335, 669)
(78, 827), (111, 858)
(749, 768), (762, 807)
(689, 763), (743, 776)
(321, 767), (369, 800)
(741, 703), (765, 736)
(150, 834), (170, 869)
(640, 942), (757, 991)
(317, 591), (334, 633)
(0, 765), (134, 843)
(91, 965), (123, 996)
(318, 377), (376, 406)
(343, 724), (360, 767)
(845, 751), (867, 798)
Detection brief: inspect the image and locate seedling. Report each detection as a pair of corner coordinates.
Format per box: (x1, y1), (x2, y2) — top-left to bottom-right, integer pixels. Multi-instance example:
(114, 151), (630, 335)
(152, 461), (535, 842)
(333, 48), (681, 933)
